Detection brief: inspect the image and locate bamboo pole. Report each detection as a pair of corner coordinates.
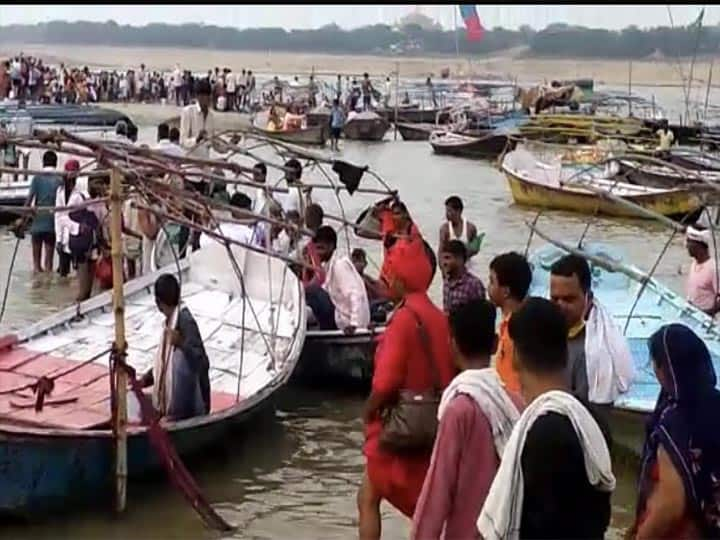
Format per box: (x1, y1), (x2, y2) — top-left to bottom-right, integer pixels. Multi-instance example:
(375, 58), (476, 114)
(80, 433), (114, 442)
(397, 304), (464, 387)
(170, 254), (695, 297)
(394, 61), (399, 141)
(110, 168), (128, 513)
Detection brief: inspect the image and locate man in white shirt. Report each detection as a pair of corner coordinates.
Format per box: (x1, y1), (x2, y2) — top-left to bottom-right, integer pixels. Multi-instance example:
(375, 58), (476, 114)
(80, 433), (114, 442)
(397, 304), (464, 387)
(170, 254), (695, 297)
(153, 123), (185, 158)
(199, 192), (257, 249)
(179, 78), (216, 159)
(306, 226), (370, 334)
(225, 69), (236, 112)
(280, 158), (307, 217)
(173, 64), (183, 106)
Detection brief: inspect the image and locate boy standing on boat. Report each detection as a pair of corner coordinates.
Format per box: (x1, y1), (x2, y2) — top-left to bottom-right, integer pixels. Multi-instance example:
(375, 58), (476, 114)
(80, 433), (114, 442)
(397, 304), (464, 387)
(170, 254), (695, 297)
(685, 224), (720, 316)
(141, 274), (211, 420)
(330, 99), (345, 152)
(412, 299), (522, 540)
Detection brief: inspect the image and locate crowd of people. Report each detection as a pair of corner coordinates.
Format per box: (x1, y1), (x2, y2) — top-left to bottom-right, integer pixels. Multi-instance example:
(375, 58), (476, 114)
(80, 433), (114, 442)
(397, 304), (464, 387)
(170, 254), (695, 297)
(0, 53), (259, 111)
(12, 65), (720, 537)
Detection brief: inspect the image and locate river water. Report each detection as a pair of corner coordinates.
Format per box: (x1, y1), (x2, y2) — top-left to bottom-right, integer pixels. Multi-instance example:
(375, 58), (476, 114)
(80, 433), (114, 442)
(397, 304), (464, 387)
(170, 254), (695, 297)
(0, 118), (693, 538)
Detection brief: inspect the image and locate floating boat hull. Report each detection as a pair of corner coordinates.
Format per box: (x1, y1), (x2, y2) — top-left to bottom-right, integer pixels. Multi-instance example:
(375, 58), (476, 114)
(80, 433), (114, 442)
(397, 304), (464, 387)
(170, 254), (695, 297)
(250, 125), (327, 146)
(395, 122), (436, 141)
(430, 132), (513, 160)
(290, 328), (384, 391)
(0, 242), (305, 517)
(504, 170), (702, 219)
(343, 117), (390, 141)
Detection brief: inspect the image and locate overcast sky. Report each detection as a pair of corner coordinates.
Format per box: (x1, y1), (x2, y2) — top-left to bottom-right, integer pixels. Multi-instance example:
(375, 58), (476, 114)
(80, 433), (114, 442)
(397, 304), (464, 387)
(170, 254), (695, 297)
(0, 5), (714, 31)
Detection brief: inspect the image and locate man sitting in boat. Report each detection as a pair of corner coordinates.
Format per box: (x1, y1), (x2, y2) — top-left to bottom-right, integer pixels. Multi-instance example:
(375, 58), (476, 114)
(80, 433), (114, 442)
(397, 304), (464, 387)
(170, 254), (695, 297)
(140, 273), (211, 420)
(282, 104), (305, 132)
(305, 226), (370, 335)
(685, 224), (720, 317)
(266, 106), (283, 132)
(549, 254), (634, 414)
(655, 120), (675, 153)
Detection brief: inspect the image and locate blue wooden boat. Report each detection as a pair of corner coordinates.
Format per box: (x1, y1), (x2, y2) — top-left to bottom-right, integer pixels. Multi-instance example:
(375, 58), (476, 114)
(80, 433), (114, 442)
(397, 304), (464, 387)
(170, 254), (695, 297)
(0, 243), (305, 518)
(528, 242), (720, 456)
(290, 327), (384, 391)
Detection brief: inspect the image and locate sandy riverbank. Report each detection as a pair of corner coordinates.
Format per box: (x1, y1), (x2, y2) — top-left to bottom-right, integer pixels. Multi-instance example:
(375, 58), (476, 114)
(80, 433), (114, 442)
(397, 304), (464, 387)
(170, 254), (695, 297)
(1, 42), (714, 87)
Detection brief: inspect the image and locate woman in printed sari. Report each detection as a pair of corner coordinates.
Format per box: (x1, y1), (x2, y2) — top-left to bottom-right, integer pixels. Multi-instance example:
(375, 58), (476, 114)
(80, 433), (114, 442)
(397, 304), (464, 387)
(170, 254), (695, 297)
(629, 324), (720, 539)
(357, 234), (455, 540)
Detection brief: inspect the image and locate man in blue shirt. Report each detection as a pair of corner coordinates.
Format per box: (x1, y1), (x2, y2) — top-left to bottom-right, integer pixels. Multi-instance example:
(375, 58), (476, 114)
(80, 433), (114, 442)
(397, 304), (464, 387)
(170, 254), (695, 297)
(330, 99), (345, 152)
(24, 150), (61, 274)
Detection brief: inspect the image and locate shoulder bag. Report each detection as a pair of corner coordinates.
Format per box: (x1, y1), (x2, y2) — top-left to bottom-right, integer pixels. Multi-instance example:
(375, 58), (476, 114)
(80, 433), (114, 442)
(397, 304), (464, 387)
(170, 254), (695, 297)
(379, 305), (442, 453)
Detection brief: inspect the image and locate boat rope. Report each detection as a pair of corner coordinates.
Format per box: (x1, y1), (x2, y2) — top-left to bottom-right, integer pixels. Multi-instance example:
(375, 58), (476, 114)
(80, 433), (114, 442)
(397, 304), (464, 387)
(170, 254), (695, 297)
(111, 348), (235, 532)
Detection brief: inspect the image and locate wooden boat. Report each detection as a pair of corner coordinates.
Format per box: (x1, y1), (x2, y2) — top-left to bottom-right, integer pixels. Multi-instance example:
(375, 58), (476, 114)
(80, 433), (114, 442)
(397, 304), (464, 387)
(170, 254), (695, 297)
(667, 150), (720, 172)
(290, 327), (384, 391)
(0, 242), (305, 516)
(343, 111), (390, 141)
(376, 106), (450, 124)
(306, 107), (331, 141)
(251, 110), (327, 146)
(616, 159), (720, 192)
(429, 129), (513, 160)
(501, 148), (703, 219)
(528, 242), (720, 455)
(396, 122), (437, 141)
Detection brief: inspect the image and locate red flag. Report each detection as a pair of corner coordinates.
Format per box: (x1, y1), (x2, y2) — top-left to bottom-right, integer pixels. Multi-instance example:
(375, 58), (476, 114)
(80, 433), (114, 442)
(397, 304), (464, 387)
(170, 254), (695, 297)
(458, 5), (485, 42)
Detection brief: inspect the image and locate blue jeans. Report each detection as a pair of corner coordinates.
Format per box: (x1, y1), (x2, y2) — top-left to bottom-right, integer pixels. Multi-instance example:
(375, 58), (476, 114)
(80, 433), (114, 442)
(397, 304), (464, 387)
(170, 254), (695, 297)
(305, 284), (337, 330)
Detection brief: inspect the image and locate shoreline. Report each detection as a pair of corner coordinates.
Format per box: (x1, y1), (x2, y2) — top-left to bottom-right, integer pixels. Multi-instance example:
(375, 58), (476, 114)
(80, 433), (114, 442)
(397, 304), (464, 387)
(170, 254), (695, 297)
(1, 43), (716, 87)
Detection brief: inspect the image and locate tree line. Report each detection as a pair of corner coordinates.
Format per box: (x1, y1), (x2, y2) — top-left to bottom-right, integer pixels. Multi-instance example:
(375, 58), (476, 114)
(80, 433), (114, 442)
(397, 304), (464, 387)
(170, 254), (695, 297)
(0, 20), (717, 59)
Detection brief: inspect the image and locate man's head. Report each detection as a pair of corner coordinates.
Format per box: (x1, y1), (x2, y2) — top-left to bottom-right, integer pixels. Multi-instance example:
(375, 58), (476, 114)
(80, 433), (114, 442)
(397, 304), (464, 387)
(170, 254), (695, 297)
(686, 224), (711, 261)
(64, 159), (80, 183)
(351, 248), (367, 275)
(488, 252), (532, 309)
(305, 203), (324, 232)
(313, 226), (337, 263)
(169, 127), (180, 144)
(195, 79), (212, 112)
(508, 297), (569, 402)
(441, 239), (467, 279)
(284, 158), (302, 184)
(230, 192), (252, 211)
(42, 150), (57, 169)
(157, 123), (169, 142)
(363, 72), (369, 79)
(449, 299), (497, 369)
(253, 162), (267, 184)
(390, 200), (410, 231)
(444, 195), (463, 223)
(549, 254), (591, 330)
(115, 120), (128, 138)
(154, 273), (181, 317)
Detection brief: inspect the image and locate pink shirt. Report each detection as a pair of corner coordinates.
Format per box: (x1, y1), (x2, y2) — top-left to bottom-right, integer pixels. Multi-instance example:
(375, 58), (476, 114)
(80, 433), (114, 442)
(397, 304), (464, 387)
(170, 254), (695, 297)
(411, 392), (523, 540)
(687, 258), (719, 313)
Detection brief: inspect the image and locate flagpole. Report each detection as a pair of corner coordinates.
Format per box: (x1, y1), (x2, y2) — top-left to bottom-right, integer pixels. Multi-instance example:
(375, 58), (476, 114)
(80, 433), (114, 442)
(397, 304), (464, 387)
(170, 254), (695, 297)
(453, 6), (459, 59)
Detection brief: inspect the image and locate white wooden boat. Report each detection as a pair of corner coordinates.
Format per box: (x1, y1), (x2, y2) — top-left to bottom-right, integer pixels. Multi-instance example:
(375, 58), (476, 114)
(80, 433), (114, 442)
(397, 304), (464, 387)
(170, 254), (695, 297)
(0, 241), (305, 515)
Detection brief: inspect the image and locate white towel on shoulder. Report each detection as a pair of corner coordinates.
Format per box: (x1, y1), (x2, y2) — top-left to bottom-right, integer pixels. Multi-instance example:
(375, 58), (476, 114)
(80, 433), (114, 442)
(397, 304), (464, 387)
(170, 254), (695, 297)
(438, 368), (521, 456)
(152, 305), (181, 415)
(584, 299), (634, 404)
(477, 390), (615, 540)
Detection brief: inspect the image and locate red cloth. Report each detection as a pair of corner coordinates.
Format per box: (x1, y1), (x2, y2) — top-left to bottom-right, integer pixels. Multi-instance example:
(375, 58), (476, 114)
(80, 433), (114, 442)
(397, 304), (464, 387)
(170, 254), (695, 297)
(64, 159), (80, 172)
(364, 292), (455, 517)
(301, 240), (326, 289)
(381, 228), (431, 295)
(412, 392), (524, 539)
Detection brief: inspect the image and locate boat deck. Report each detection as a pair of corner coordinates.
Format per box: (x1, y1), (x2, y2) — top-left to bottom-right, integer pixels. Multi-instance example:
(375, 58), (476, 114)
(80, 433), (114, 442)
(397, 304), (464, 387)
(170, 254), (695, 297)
(0, 277), (299, 431)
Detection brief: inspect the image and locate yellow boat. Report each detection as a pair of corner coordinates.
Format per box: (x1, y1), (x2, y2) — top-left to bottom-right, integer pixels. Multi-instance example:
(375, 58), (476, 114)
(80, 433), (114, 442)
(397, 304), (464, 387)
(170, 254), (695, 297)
(501, 148), (702, 219)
